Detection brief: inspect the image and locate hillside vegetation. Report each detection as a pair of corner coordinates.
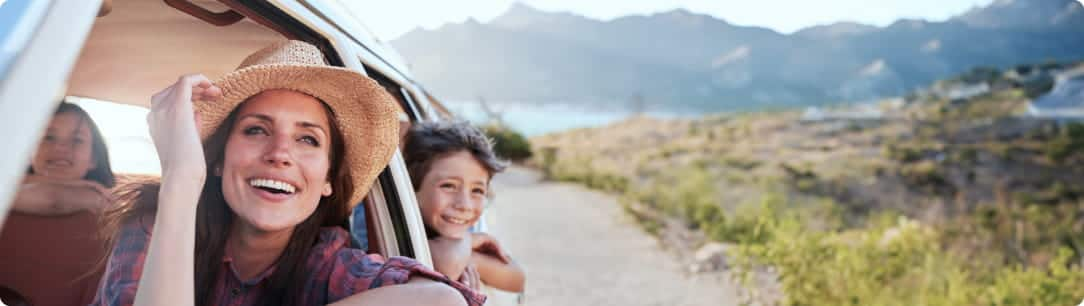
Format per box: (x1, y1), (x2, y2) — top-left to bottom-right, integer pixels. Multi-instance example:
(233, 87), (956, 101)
(530, 64), (1084, 305)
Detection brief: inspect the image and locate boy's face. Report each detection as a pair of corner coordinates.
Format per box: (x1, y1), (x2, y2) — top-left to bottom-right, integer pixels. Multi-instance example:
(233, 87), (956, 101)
(416, 150), (490, 239)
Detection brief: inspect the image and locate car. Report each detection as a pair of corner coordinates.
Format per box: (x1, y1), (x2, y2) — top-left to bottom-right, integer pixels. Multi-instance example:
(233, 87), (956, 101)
(0, 0), (493, 304)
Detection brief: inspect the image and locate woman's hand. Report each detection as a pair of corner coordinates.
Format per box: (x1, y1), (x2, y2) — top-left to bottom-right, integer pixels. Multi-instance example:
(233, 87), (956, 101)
(459, 263), (482, 291)
(148, 74), (221, 180)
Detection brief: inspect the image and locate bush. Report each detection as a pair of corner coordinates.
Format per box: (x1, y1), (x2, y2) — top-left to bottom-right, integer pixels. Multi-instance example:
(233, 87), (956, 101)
(883, 145), (924, 163)
(539, 154), (630, 193)
(733, 210), (1084, 306)
(900, 160), (953, 193)
(481, 124), (532, 161)
(1044, 123), (1084, 162)
(981, 248), (1084, 306)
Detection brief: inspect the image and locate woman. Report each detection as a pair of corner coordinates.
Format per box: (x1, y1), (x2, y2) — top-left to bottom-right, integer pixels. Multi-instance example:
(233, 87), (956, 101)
(92, 40), (483, 306)
(14, 102), (115, 215)
(403, 121), (526, 293)
(1, 102), (115, 306)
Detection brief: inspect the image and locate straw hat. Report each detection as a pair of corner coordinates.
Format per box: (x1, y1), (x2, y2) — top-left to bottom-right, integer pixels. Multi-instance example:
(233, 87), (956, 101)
(195, 40), (399, 207)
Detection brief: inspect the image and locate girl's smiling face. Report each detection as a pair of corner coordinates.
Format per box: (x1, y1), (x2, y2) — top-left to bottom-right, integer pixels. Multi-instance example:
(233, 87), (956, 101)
(220, 89), (335, 234)
(32, 112), (96, 180)
(416, 150), (490, 239)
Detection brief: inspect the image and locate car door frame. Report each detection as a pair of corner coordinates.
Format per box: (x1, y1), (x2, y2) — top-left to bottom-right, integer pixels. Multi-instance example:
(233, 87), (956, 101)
(225, 0), (435, 267)
(0, 0), (102, 226)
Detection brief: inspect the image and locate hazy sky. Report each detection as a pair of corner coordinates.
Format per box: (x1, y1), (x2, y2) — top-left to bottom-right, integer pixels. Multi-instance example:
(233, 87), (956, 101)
(342, 0), (1004, 40)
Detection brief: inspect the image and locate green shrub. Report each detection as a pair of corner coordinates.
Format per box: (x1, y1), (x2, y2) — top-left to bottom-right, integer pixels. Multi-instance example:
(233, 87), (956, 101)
(900, 160), (952, 193)
(981, 248), (1084, 306)
(733, 210), (1084, 306)
(883, 145), (924, 163)
(1044, 123), (1084, 162)
(481, 124), (532, 161)
(719, 156), (762, 170)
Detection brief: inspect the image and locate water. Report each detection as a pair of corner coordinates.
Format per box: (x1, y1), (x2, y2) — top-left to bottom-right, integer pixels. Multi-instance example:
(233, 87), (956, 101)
(444, 100), (688, 136)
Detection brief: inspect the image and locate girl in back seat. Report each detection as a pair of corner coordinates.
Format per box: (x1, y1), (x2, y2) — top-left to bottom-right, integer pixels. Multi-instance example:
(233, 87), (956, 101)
(12, 102), (115, 215)
(403, 121), (527, 293)
(0, 101), (116, 306)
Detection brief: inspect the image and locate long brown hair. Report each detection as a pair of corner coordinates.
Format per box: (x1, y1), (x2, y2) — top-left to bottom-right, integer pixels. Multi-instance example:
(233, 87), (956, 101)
(102, 98), (354, 306)
(28, 102), (116, 187)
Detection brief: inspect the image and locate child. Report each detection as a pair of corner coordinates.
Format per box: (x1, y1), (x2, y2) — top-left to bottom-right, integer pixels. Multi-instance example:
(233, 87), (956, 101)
(403, 120), (526, 293)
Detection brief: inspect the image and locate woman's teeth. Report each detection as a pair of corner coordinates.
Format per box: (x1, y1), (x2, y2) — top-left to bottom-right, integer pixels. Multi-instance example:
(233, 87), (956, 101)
(249, 178), (297, 194)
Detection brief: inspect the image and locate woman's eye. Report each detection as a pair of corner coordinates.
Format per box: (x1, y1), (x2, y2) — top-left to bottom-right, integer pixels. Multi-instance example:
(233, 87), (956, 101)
(73, 138), (86, 145)
(298, 135), (320, 147)
(43, 135), (56, 142)
(439, 183), (457, 190)
(243, 126), (268, 136)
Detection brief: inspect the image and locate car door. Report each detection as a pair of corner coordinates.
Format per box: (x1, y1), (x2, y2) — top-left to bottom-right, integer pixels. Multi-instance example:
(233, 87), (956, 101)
(1, 0), (433, 269)
(0, 0), (102, 226)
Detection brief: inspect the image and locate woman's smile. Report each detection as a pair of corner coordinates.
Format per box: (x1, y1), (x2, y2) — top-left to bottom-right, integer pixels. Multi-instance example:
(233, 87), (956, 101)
(247, 177), (300, 202)
(220, 89), (334, 233)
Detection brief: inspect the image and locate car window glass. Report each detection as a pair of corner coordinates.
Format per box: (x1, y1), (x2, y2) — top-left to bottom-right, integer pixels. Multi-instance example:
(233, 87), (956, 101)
(68, 96), (159, 175)
(0, 0), (50, 78)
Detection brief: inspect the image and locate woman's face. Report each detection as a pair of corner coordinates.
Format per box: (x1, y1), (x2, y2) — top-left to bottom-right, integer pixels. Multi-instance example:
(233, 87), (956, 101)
(220, 89), (335, 234)
(416, 150), (489, 239)
(31, 112), (96, 180)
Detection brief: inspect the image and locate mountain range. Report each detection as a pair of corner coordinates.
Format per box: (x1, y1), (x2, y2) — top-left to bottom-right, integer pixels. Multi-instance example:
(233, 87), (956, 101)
(391, 0), (1084, 112)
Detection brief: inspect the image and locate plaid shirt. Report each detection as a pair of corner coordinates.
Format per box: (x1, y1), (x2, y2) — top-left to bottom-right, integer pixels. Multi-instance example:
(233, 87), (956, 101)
(91, 217), (485, 306)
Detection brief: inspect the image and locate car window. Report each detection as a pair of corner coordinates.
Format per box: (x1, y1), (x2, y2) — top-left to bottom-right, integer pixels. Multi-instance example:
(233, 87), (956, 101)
(68, 97), (160, 175)
(0, 0), (50, 78)
(364, 65), (424, 121)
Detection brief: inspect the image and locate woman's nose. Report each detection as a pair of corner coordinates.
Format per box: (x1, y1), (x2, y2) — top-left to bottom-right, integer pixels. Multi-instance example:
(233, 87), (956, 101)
(263, 135), (293, 167)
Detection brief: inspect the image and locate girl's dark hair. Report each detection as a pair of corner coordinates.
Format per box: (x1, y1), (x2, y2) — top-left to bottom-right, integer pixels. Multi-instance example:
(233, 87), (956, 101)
(402, 120), (507, 192)
(29, 102), (115, 187)
(102, 98), (353, 306)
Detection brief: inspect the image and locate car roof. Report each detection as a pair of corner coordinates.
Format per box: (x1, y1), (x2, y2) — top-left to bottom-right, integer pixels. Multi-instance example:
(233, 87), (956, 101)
(68, 0), (283, 107)
(66, 0), (418, 108)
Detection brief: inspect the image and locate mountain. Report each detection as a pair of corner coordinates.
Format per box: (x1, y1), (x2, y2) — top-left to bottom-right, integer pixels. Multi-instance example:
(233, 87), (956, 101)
(392, 1), (1084, 112)
(794, 22), (879, 39)
(957, 0), (1084, 28)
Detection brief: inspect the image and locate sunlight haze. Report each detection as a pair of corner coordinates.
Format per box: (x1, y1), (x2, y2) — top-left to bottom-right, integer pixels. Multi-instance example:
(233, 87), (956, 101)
(342, 0), (998, 40)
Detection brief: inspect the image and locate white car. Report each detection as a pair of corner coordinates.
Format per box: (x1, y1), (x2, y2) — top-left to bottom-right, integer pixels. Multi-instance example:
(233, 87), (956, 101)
(0, 0), (520, 304)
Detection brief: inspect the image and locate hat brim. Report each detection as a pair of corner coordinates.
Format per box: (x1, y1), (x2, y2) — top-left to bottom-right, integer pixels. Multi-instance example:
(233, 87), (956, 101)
(196, 63), (400, 208)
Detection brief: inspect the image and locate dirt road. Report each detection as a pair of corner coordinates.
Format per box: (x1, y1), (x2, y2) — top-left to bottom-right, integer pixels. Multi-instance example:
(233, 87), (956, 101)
(484, 167), (739, 306)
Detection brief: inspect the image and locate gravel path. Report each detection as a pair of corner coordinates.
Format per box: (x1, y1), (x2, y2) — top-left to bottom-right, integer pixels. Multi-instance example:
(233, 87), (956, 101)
(484, 167), (740, 306)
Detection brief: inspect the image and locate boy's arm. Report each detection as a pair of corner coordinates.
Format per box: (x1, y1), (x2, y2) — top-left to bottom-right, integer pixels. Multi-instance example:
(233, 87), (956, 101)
(471, 251), (525, 292)
(469, 232), (526, 292)
(427, 236), (474, 281)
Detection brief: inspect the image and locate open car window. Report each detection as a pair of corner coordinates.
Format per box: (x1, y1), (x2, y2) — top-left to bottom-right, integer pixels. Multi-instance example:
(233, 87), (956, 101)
(1, 0), (437, 269)
(0, 0), (101, 225)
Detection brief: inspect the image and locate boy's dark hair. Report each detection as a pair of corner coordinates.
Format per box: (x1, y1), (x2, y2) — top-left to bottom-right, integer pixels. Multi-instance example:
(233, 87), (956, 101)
(403, 120), (507, 191)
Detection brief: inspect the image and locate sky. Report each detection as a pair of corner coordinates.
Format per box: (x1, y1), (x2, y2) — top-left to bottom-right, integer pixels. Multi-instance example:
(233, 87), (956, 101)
(342, 0), (1002, 41)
